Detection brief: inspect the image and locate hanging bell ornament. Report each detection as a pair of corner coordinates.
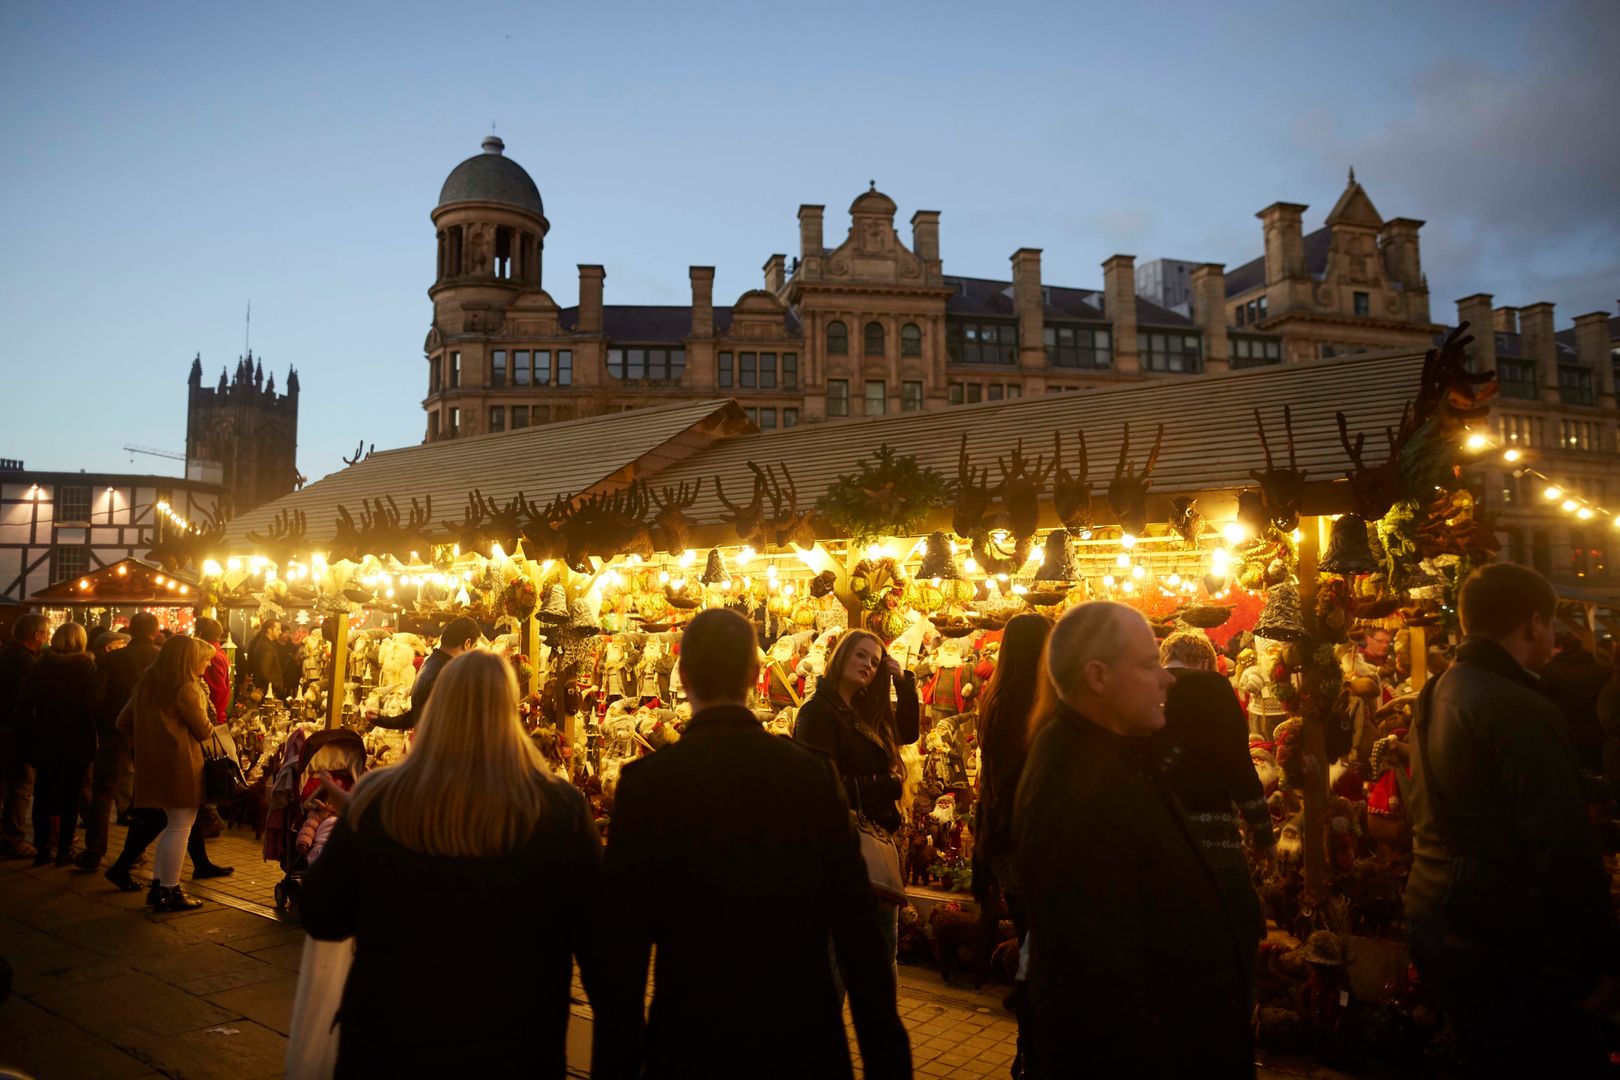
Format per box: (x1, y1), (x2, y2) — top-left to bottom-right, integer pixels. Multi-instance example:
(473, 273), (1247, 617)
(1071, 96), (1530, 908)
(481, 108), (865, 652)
(539, 583), (569, 622)
(700, 549), (729, 585)
(1318, 514), (1379, 576)
(1254, 581), (1308, 643)
(917, 531), (963, 580)
(1033, 530), (1079, 583)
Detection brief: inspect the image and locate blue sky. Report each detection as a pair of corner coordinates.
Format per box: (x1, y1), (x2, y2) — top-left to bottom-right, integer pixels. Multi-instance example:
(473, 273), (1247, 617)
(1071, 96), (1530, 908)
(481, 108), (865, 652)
(2, 0), (1615, 483)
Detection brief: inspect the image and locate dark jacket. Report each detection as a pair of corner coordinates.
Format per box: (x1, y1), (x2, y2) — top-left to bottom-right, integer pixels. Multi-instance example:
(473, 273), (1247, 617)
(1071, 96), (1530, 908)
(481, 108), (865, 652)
(971, 693), (1031, 904)
(300, 777), (602, 1079)
(1542, 645), (1611, 761)
(1015, 703), (1252, 1079)
(92, 638), (160, 741)
(1162, 667), (1274, 868)
(1405, 637), (1618, 975)
(0, 641), (42, 732)
(793, 671), (919, 833)
(594, 705), (910, 1080)
(370, 648), (450, 731)
(24, 650), (98, 770)
(242, 631), (285, 697)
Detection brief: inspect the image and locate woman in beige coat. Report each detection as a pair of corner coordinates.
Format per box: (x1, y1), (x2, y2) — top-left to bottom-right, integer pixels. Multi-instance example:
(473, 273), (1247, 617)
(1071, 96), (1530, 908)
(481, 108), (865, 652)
(114, 635), (215, 911)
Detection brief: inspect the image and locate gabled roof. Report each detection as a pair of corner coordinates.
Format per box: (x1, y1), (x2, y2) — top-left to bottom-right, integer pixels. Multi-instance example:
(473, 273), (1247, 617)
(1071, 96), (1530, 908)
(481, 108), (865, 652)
(653, 347), (1432, 533)
(943, 276), (1194, 328)
(31, 558), (198, 605)
(223, 400), (751, 548)
(1324, 178), (1383, 229)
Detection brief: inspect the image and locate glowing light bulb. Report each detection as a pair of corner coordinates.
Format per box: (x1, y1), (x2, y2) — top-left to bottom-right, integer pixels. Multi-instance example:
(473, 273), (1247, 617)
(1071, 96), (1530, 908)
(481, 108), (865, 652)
(1011, 583), (1029, 595)
(783, 584), (795, 597)
(1290, 529), (1303, 544)
(226, 557), (241, 572)
(154, 575), (165, 586)
(1132, 564), (1146, 580)
(1577, 507), (1595, 520)
(1167, 573), (1181, 586)
(78, 579), (90, 590)
(1211, 548), (1231, 571)
(116, 565), (128, 577)
(1221, 522), (1248, 546)
(1102, 574), (1116, 587)
(766, 564), (778, 580)
(680, 549), (697, 567)
(737, 546), (755, 566)
(1115, 554), (1131, 569)
(659, 570), (671, 584)
(963, 557), (978, 574)
(1544, 486), (1563, 501)
(1121, 533), (1137, 549)
(1464, 433), (1489, 452)
(1122, 581), (1135, 594)
(1503, 449), (1522, 463)
(1561, 499), (1579, 513)
(671, 577), (687, 590)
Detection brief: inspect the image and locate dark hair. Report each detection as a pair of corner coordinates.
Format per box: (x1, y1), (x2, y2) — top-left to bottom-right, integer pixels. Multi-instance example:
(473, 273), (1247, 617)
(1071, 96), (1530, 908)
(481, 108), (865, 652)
(193, 616), (224, 645)
(12, 612), (48, 643)
(440, 616), (483, 650)
(977, 612), (1051, 797)
(1459, 563), (1557, 640)
(128, 611), (160, 642)
(678, 608), (759, 702)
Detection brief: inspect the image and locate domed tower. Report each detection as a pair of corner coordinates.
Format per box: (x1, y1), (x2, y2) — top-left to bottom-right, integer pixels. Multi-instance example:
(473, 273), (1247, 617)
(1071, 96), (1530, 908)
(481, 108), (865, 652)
(424, 136), (550, 439)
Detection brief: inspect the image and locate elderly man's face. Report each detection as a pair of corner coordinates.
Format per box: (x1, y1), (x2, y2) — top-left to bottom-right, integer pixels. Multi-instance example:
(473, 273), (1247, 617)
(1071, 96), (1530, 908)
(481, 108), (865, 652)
(1102, 614), (1176, 736)
(1363, 630), (1391, 660)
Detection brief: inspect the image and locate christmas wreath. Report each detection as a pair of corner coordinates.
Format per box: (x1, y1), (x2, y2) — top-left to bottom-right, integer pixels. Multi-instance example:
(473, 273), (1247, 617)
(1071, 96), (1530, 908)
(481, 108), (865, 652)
(816, 444), (954, 542)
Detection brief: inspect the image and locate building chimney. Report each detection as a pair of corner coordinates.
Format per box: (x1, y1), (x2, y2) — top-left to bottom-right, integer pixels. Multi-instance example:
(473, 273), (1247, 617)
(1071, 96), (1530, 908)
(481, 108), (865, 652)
(1190, 263), (1229, 373)
(1574, 311), (1616, 409)
(1378, 218), (1424, 287)
(911, 211), (941, 281)
(762, 254), (786, 294)
(1010, 248), (1045, 372)
(1257, 202), (1308, 284)
(689, 266), (714, 338)
(1493, 306), (1519, 334)
(797, 205), (825, 281)
(1455, 294), (1496, 374)
(1519, 302), (1559, 403)
(1102, 254), (1140, 373)
(577, 265), (605, 335)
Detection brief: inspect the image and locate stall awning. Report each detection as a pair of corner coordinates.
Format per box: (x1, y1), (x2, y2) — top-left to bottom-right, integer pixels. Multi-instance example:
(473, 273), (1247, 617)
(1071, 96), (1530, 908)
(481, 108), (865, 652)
(30, 558), (200, 606)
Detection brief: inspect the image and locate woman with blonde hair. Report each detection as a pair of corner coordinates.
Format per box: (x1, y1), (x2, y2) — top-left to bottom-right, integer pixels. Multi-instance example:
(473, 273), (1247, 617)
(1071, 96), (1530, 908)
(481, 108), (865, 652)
(300, 650), (603, 1078)
(24, 622), (97, 865)
(107, 634), (216, 910)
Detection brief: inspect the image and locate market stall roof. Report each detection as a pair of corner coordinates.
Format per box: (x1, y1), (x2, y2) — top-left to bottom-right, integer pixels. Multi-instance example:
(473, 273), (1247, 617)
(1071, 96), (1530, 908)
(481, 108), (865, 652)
(657, 346), (1436, 530)
(30, 558), (200, 606)
(224, 399), (750, 548)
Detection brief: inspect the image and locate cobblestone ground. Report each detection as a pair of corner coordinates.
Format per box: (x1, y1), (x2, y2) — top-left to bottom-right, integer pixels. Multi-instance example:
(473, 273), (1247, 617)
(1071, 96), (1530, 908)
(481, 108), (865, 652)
(1, 823), (1348, 1079)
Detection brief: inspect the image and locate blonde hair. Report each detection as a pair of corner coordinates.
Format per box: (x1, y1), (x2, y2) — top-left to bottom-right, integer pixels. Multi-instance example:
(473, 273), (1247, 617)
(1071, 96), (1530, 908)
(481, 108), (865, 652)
(52, 622), (87, 653)
(1160, 630), (1216, 670)
(135, 635), (215, 711)
(348, 650), (549, 857)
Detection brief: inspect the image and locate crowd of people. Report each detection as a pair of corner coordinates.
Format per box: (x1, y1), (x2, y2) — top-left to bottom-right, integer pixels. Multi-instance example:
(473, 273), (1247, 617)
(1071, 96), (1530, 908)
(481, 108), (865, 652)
(3, 559), (1618, 1077)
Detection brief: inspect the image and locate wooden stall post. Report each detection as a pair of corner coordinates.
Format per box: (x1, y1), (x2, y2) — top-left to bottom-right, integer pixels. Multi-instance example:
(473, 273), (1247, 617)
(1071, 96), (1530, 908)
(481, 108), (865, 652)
(1299, 518), (1331, 902)
(326, 612), (350, 731)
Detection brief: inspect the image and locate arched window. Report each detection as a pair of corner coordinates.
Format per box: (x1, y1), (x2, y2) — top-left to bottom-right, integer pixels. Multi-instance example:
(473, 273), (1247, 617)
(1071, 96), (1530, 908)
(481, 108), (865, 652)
(864, 321), (885, 357)
(826, 320), (848, 356)
(901, 323), (922, 356)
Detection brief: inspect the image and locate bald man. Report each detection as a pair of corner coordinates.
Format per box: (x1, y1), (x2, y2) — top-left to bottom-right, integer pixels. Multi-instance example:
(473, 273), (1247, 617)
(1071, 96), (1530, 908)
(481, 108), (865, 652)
(1015, 602), (1253, 1078)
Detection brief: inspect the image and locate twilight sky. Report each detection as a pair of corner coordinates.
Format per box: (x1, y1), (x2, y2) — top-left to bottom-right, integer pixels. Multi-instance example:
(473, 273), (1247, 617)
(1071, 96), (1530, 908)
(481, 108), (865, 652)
(2, 0), (1616, 483)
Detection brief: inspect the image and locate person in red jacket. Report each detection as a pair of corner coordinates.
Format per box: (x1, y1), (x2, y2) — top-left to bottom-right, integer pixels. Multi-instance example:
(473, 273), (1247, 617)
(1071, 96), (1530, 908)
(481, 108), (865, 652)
(193, 618), (231, 725)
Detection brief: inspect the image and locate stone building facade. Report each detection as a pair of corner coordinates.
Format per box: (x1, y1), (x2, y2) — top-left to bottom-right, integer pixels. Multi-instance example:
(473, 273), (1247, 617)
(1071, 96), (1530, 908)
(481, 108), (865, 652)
(185, 352), (300, 516)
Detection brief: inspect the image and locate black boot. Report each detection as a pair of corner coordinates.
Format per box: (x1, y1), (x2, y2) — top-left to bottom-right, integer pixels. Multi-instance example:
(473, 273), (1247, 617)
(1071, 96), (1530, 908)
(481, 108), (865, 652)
(192, 862), (235, 879)
(105, 864), (143, 892)
(152, 885), (203, 912)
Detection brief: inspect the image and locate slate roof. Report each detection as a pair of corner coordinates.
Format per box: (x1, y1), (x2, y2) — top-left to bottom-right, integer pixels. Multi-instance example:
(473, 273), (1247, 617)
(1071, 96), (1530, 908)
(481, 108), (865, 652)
(1555, 315), (1620, 349)
(556, 306), (802, 341)
(943, 275), (1194, 328)
(1224, 227), (1334, 298)
(224, 400), (748, 547)
(437, 138), (544, 216)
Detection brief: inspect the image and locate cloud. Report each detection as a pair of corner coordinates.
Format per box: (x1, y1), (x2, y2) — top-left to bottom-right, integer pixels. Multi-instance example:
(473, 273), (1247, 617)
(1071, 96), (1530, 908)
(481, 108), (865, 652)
(1295, 0), (1620, 316)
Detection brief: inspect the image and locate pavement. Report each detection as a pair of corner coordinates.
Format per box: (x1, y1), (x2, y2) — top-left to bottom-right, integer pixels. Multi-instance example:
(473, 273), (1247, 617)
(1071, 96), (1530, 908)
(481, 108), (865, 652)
(1, 823), (1349, 1079)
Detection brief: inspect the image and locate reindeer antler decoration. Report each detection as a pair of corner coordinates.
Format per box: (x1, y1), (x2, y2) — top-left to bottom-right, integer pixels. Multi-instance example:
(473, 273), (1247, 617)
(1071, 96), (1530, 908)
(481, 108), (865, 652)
(715, 469), (769, 550)
(996, 440), (1053, 542)
(1107, 422), (1164, 538)
(1250, 406), (1307, 533)
(246, 508), (310, 566)
(1052, 431), (1093, 533)
(755, 463), (817, 549)
(953, 432), (1001, 541)
(650, 479), (703, 557)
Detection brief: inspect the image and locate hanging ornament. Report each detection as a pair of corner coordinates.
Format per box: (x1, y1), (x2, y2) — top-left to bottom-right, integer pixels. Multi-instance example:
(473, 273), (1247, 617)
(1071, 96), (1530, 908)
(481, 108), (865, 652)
(1319, 514), (1379, 576)
(700, 549), (728, 585)
(1033, 530), (1079, 583)
(539, 584), (568, 622)
(917, 531), (963, 580)
(1254, 581), (1308, 643)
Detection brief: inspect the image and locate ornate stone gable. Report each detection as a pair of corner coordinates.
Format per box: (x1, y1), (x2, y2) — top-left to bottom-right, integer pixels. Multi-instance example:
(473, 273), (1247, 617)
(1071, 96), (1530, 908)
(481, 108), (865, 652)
(500, 289), (565, 338)
(723, 290), (798, 343)
(821, 185), (925, 287)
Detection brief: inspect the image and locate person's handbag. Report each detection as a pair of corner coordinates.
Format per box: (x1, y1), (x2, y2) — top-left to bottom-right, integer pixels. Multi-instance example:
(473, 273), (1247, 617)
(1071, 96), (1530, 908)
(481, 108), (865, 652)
(286, 935), (354, 1079)
(202, 729), (248, 802)
(852, 779), (907, 906)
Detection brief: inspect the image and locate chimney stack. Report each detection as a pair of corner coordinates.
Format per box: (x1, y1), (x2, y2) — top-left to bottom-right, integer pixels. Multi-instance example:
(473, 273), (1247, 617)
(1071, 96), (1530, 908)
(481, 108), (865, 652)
(1190, 263), (1229, 373)
(1011, 249), (1045, 372)
(1102, 254), (1139, 373)
(1258, 202), (1308, 285)
(911, 211), (941, 282)
(797, 205), (825, 282)
(689, 266), (714, 338)
(1456, 294), (1496, 374)
(577, 265), (605, 335)
(1518, 301), (1559, 403)
(1573, 311), (1616, 409)
(1493, 306), (1519, 334)
(762, 254), (786, 294)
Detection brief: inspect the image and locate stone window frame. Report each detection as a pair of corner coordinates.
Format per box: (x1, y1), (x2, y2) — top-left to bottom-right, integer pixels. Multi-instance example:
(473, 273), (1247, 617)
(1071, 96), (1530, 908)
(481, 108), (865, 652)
(900, 323), (923, 356)
(1044, 324), (1113, 369)
(827, 320), (849, 356)
(864, 379), (887, 415)
(864, 321), (886, 357)
(827, 379), (850, 417)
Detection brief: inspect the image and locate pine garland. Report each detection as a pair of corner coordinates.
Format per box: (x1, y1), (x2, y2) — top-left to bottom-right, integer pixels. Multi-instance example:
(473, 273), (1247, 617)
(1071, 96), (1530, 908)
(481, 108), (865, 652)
(816, 444), (954, 542)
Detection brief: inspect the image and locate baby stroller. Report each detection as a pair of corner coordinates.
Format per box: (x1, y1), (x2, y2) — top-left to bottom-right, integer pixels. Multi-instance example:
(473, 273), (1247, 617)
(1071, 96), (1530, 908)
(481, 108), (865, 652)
(266, 727), (368, 912)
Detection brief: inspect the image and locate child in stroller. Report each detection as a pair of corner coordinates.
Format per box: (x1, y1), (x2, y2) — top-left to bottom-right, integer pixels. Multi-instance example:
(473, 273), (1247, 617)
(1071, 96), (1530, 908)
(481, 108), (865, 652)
(267, 728), (368, 912)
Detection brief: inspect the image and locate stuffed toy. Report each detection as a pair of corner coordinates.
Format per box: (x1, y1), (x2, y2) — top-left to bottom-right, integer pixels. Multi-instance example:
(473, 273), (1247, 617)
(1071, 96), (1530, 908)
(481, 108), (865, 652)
(636, 634), (676, 701)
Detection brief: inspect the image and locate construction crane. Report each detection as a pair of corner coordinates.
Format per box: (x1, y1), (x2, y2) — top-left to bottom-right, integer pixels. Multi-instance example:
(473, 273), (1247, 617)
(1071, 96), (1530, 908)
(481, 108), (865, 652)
(123, 444), (187, 463)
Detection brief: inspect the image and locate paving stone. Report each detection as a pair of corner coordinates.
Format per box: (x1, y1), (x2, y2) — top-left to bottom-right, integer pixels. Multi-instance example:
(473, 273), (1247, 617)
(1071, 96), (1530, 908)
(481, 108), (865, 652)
(1, 927), (133, 996)
(52, 912), (188, 959)
(130, 940), (271, 982)
(120, 1017), (288, 1080)
(205, 973), (301, 1035)
(179, 906), (295, 943)
(247, 940), (305, 971)
(29, 971), (237, 1042)
(223, 926), (307, 955)
(179, 962), (292, 996)
(0, 996), (152, 1080)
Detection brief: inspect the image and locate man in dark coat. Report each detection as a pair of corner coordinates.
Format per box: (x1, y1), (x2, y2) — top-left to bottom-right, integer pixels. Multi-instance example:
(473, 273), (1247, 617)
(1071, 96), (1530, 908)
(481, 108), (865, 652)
(241, 618), (287, 699)
(1541, 631), (1611, 773)
(370, 617), (481, 731)
(594, 609), (910, 1080)
(1405, 565), (1617, 1076)
(0, 613), (49, 858)
(1016, 602), (1253, 1079)
(78, 611), (161, 869)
